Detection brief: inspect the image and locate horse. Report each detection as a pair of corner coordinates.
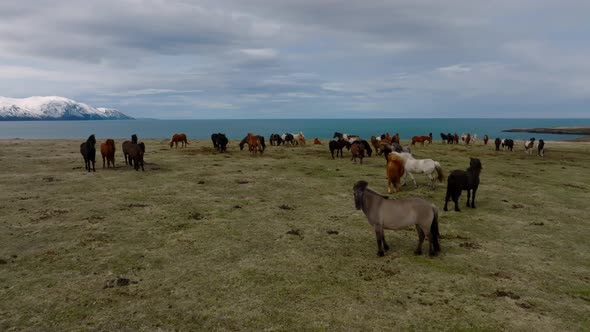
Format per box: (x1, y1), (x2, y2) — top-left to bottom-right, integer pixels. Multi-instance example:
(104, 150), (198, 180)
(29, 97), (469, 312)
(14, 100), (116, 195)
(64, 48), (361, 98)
(483, 135), (489, 145)
(440, 133), (449, 144)
(447, 133), (454, 144)
(127, 142), (145, 171)
(360, 140), (372, 157)
(211, 133), (228, 152)
(80, 134), (96, 172)
(396, 152), (444, 190)
(313, 138), (322, 145)
(464, 133), (471, 145)
(381, 143), (410, 162)
(502, 139), (514, 151)
(269, 134), (283, 146)
(329, 139), (349, 159)
(246, 133), (263, 155)
(353, 180), (441, 257)
(371, 136), (382, 154)
(411, 135), (432, 146)
(282, 133), (295, 145)
(240, 135), (266, 151)
(444, 158), (482, 212)
(472, 134), (477, 144)
(386, 152), (405, 193)
(333, 132), (359, 141)
(100, 139), (116, 168)
(494, 138), (501, 151)
(538, 139), (545, 157)
(169, 133), (188, 148)
(453, 133), (459, 144)
(350, 141), (365, 164)
(293, 132), (306, 145)
(122, 134), (138, 166)
(524, 138), (536, 154)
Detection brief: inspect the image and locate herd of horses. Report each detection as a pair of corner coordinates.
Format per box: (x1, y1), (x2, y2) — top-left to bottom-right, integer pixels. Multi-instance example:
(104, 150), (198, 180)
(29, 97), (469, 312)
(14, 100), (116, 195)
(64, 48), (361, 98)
(78, 130), (547, 258)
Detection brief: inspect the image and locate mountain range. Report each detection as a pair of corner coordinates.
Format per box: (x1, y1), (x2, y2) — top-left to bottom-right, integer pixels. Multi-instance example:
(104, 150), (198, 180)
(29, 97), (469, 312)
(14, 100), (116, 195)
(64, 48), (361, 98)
(0, 96), (133, 120)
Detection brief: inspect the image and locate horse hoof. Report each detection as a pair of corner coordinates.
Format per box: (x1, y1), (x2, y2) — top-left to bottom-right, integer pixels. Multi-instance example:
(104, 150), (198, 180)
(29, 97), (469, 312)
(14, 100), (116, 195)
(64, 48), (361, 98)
(414, 250), (422, 255)
(377, 251), (384, 257)
(443, 207), (448, 211)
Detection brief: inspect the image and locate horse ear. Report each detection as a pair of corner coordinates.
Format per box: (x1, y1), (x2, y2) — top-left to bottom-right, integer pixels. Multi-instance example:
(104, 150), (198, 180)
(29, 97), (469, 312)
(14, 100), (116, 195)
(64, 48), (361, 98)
(353, 180), (368, 192)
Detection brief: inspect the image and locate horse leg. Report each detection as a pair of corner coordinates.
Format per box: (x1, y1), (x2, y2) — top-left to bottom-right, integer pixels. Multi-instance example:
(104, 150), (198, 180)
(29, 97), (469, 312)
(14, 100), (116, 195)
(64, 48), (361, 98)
(428, 173), (435, 190)
(408, 172), (417, 187)
(102, 156), (106, 168)
(466, 189), (471, 207)
(382, 232), (390, 252)
(443, 188), (451, 211)
(471, 187), (477, 208)
(91, 159), (95, 172)
(414, 225), (425, 255)
(453, 192), (461, 212)
(375, 226), (385, 257)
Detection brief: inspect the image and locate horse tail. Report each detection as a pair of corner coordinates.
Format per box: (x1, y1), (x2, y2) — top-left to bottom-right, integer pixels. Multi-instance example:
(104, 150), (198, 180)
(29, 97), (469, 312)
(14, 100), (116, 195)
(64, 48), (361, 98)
(430, 206), (441, 253)
(434, 162), (444, 182)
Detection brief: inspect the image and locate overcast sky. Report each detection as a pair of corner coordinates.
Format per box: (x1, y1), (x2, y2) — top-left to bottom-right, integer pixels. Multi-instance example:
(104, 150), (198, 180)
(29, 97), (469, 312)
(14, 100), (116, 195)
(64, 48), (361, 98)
(1, 0), (589, 118)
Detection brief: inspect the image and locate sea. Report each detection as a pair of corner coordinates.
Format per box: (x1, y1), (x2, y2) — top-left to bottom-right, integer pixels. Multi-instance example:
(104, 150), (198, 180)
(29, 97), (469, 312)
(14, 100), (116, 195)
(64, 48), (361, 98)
(0, 118), (589, 141)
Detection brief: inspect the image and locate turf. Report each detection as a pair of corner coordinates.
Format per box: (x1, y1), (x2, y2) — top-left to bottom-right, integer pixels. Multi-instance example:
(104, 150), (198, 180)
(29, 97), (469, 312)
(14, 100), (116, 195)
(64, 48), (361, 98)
(1, 138), (589, 331)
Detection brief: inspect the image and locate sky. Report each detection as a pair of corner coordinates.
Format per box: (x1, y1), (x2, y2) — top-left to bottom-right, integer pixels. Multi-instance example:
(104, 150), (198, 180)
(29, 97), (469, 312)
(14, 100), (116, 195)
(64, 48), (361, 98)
(1, 0), (589, 119)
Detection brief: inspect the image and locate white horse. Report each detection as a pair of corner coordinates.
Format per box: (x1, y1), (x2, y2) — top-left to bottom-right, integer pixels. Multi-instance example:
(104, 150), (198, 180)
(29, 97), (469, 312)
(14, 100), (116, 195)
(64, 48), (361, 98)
(293, 131), (306, 145)
(472, 134), (478, 144)
(395, 152), (445, 190)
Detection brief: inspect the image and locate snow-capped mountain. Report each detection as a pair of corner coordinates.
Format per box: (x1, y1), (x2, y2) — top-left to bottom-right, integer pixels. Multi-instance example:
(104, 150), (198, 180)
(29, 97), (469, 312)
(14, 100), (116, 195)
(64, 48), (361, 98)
(0, 96), (133, 120)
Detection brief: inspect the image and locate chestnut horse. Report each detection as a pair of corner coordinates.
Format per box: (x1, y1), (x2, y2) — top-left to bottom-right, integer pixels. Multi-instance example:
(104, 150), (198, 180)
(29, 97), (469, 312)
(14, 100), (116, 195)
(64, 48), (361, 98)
(386, 152), (405, 193)
(100, 139), (116, 168)
(246, 133), (263, 155)
(169, 133), (188, 148)
(313, 138), (322, 145)
(411, 135), (432, 146)
(483, 135), (489, 145)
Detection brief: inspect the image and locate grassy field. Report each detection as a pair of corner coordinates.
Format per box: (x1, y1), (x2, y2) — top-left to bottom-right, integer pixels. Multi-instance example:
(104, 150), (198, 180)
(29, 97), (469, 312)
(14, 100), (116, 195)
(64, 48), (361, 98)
(1, 138), (589, 331)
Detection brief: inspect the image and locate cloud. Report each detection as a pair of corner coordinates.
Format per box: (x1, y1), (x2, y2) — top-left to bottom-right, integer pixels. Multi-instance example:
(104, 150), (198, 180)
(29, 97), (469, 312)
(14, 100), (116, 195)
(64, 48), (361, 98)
(0, 0), (589, 118)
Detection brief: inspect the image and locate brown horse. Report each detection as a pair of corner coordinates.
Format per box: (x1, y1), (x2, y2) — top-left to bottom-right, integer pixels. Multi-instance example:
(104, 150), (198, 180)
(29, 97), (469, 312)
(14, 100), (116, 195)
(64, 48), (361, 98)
(100, 139), (116, 168)
(453, 133), (459, 144)
(169, 133), (188, 148)
(313, 138), (322, 145)
(386, 152), (405, 193)
(411, 135), (432, 146)
(350, 142), (365, 164)
(465, 133), (471, 145)
(483, 135), (489, 145)
(246, 133), (263, 155)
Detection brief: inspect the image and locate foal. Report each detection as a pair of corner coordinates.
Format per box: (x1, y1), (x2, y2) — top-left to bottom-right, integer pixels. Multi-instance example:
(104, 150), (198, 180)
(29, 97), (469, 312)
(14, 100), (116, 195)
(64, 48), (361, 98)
(354, 180), (441, 257)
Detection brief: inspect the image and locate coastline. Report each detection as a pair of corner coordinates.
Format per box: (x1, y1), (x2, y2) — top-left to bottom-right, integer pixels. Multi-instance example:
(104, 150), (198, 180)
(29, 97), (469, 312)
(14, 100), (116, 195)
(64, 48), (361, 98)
(502, 126), (590, 142)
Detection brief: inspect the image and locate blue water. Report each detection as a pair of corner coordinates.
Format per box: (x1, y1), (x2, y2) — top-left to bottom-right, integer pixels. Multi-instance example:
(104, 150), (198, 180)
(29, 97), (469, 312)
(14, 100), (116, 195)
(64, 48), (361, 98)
(0, 119), (588, 141)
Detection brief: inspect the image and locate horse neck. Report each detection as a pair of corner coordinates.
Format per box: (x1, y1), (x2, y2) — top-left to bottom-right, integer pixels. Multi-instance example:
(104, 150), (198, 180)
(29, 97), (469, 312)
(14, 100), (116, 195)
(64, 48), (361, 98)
(468, 167), (481, 177)
(361, 189), (384, 218)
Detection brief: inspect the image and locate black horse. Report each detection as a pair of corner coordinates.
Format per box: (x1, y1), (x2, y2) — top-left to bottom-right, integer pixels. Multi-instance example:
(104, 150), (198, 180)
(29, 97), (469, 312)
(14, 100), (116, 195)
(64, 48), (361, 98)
(444, 158), (482, 212)
(538, 139), (545, 157)
(360, 140), (372, 157)
(269, 133), (283, 146)
(329, 139), (349, 159)
(440, 133), (449, 144)
(283, 133), (295, 145)
(211, 133), (229, 152)
(494, 138), (501, 151)
(502, 139), (514, 151)
(80, 134), (97, 172)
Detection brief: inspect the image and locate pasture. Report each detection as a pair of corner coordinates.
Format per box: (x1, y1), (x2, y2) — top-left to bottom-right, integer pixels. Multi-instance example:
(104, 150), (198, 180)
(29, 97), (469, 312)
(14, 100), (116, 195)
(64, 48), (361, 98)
(1, 138), (589, 331)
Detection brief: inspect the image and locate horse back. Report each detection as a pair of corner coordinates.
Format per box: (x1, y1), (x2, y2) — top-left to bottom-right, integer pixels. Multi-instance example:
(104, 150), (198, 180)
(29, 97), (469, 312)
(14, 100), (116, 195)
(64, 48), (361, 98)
(379, 197), (435, 230)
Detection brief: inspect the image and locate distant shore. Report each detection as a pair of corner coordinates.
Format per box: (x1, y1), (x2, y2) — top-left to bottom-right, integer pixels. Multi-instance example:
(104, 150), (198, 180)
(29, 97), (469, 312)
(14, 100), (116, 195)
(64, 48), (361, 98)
(503, 126), (590, 142)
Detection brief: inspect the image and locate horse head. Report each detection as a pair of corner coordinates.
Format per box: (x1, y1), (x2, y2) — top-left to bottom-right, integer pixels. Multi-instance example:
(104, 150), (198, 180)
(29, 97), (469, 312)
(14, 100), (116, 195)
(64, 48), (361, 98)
(87, 134), (96, 147)
(353, 180), (368, 210)
(131, 134), (138, 144)
(469, 157), (482, 171)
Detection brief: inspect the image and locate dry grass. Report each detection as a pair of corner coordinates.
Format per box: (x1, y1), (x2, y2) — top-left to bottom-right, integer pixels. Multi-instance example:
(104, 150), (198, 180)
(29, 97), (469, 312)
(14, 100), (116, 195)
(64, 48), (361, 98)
(1, 138), (589, 331)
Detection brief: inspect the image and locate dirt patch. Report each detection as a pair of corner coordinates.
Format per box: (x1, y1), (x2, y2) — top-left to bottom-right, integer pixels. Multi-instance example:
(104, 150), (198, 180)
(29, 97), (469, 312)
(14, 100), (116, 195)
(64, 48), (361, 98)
(0, 259), (7, 264)
(530, 222), (544, 226)
(286, 229), (302, 236)
(441, 234), (470, 240)
(189, 212), (204, 220)
(326, 230), (339, 235)
(279, 204), (294, 210)
(494, 290), (520, 299)
(198, 181), (205, 184)
(233, 205), (242, 209)
(460, 242), (482, 249)
(42, 177), (61, 182)
(511, 203), (525, 209)
(128, 203), (149, 208)
(492, 271), (512, 279)
(104, 277), (136, 289)
(36, 208), (69, 221)
(516, 301), (533, 309)
(17, 195), (40, 201)
(237, 180), (249, 184)
(564, 183), (587, 190)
